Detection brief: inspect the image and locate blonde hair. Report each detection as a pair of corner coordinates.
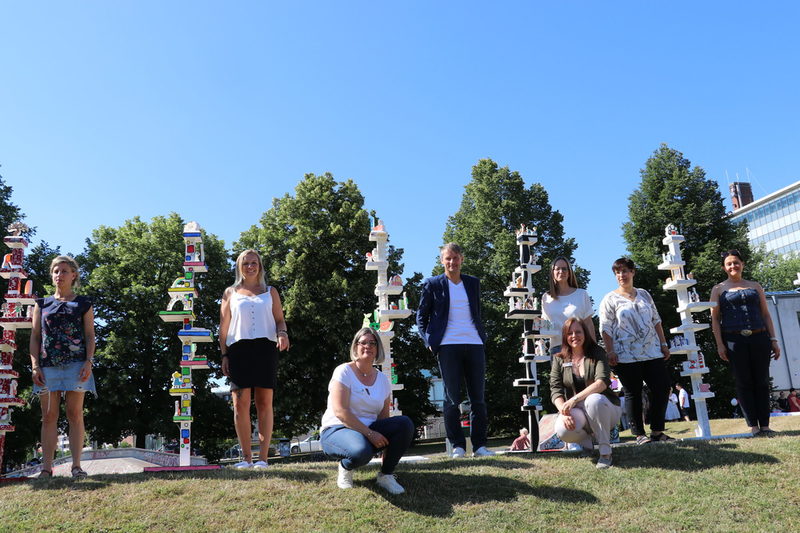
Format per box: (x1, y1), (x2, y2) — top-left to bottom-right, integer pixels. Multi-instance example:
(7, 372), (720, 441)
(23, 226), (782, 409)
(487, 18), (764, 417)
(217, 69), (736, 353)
(49, 255), (80, 288)
(232, 249), (267, 291)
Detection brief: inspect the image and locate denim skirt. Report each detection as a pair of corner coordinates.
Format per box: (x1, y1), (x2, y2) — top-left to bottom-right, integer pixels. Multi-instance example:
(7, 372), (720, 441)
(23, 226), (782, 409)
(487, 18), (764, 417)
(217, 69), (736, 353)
(33, 360), (97, 396)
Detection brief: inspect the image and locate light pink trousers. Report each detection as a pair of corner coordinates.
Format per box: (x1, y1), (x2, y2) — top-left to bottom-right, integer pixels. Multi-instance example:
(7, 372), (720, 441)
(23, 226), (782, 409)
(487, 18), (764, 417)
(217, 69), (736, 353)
(555, 393), (622, 456)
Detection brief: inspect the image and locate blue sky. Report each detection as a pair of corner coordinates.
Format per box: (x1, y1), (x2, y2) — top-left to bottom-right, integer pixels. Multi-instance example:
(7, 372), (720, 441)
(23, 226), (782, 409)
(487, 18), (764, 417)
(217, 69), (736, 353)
(2, 2), (799, 303)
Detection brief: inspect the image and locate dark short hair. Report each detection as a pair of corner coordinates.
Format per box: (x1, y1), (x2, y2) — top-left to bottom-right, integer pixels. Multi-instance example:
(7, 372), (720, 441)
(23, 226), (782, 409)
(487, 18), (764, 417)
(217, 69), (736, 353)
(720, 249), (744, 265)
(611, 257), (635, 273)
(440, 243), (463, 258)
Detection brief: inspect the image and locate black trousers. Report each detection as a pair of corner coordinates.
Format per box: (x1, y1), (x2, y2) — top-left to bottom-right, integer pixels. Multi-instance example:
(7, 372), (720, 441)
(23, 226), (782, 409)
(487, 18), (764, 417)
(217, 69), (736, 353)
(724, 331), (772, 428)
(614, 357), (670, 436)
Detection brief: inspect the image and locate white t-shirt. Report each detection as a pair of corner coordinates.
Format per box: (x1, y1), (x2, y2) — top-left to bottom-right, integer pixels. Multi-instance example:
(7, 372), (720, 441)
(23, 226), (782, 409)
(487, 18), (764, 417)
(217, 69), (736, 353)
(441, 279), (483, 345)
(599, 288), (663, 364)
(678, 388), (690, 408)
(320, 363), (391, 430)
(226, 288), (277, 346)
(542, 288), (593, 333)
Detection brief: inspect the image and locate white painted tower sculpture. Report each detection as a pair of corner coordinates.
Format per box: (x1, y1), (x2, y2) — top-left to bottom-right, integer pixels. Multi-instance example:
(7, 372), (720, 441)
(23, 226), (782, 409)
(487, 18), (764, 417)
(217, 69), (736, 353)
(0, 222), (34, 471)
(364, 220), (412, 415)
(658, 224), (716, 437)
(504, 225), (557, 449)
(158, 222), (213, 467)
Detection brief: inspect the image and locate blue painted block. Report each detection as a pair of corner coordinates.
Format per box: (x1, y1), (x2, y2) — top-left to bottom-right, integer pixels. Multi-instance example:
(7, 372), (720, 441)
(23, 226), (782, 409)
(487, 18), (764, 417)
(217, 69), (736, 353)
(181, 429), (190, 438)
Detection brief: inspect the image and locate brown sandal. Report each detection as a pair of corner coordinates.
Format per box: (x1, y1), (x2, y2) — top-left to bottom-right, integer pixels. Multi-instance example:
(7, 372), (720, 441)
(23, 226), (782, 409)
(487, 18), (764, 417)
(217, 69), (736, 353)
(71, 466), (88, 478)
(38, 469), (53, 478)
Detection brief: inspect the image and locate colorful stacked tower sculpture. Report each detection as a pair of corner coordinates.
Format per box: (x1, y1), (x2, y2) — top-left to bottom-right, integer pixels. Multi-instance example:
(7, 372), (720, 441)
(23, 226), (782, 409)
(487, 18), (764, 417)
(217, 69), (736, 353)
(157, 222), (214, 467)
(0, 222), (35, 471)
(504, 224), (556, 449)
(658, 224), (715, 437)
(364, 220), (412, 415)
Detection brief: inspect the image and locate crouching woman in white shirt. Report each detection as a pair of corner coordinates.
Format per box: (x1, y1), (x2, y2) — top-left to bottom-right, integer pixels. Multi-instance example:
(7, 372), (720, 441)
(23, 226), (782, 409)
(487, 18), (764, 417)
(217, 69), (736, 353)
(320, 327), (415, 495)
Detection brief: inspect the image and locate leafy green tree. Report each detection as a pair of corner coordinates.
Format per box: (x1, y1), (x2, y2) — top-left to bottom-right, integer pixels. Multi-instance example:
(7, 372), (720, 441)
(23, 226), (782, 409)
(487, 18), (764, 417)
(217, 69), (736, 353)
(236, 173), (435, 437)
(622, 144), (751, 418)
(439, 158), (586, 435)
(0, 171), (27, 237)
(750, 249), (800, 292)
(80, 214), (232, 453)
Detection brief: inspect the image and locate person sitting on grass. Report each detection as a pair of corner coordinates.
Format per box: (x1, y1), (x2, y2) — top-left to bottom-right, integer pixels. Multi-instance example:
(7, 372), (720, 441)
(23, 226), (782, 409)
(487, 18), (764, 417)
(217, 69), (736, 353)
(509, 428), (531, 451)
(320, 327), (415, 495)
(550, 317), (622, 469)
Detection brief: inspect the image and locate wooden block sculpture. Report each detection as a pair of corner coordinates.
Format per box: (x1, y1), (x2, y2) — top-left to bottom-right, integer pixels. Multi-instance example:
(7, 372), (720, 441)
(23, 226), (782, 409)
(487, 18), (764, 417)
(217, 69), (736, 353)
(504, 224), (557, 450)
(658, 224), (716, 437)
(364, 219), (412, 415)
(0, 222), (35, 471)
(156, 222), (214, 468)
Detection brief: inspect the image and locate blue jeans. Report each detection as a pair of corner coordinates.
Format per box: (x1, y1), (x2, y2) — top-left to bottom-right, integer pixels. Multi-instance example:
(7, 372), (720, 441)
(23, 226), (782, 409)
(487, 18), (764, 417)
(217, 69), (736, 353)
(437, 344), (488, 450)
(321, 416), (414, 474)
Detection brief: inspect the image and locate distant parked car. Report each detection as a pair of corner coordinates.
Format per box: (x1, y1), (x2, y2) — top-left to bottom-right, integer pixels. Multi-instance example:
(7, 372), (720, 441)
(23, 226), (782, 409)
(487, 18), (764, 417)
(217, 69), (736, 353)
(290, 435), (322, 454)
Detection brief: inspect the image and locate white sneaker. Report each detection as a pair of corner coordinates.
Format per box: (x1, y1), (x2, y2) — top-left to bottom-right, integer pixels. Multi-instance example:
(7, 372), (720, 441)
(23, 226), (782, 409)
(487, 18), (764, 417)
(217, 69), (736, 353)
(376, 472), (405, 495)
(337, 463), (353, 489)
(473, 446), (496, 457)
(252, 460), (269, 469)
(451, 447), (466, 458)
(234, 460), (253, 469)
(596, 455), (613, 469)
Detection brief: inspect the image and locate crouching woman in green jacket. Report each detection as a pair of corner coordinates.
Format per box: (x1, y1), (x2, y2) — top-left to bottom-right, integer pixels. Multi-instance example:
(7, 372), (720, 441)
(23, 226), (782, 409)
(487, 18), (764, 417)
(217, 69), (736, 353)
(551, 317), (622, 469)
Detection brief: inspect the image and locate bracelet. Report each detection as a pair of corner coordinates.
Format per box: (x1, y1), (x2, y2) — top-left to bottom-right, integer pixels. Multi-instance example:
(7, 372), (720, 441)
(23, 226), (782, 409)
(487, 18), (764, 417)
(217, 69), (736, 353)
(277, 331), (288, 337)
(660, 342), (668, 347)
(770, 337), (778, 342)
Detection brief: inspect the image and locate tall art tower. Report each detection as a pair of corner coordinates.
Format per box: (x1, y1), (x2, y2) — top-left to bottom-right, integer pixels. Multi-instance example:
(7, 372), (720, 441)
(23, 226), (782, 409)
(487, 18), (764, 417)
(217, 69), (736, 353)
(0, 222), (34, 471)
(658, 224), (716, 437)
(364, 220), (412, 415)
(155, 222), (216, 468)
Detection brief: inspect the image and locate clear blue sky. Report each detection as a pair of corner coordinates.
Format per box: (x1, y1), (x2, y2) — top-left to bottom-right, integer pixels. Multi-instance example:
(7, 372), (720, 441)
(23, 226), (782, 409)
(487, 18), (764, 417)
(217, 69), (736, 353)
(2, 2), (799, 303)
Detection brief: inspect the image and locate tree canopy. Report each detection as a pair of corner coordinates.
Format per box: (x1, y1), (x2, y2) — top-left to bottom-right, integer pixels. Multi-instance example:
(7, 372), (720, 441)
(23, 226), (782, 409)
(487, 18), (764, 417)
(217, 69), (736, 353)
(622, 144), (751, 416)
(236, 173), (434, 436)
(440, 158), (586, 434)
(79, 214), (232, 455)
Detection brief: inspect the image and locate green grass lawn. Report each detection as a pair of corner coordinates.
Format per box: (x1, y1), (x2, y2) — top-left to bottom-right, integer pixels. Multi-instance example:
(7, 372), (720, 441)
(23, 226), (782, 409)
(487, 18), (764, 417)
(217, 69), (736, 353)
(2, 417), (799, 532)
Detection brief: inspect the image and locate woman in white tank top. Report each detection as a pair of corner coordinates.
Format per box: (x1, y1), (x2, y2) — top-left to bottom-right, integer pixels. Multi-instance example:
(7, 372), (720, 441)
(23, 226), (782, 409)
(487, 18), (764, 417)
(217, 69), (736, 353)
(220, 249), (290, 468)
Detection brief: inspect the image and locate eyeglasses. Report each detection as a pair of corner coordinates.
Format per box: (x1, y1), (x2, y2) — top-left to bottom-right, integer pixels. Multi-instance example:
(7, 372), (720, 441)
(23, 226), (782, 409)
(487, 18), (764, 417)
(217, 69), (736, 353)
(721, 250), (742, 259)
(357, 341), (378, 347)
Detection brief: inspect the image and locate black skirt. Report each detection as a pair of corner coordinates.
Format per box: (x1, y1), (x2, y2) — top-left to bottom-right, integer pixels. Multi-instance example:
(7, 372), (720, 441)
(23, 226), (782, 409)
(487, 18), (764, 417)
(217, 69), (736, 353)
(227, 338), (278, 390)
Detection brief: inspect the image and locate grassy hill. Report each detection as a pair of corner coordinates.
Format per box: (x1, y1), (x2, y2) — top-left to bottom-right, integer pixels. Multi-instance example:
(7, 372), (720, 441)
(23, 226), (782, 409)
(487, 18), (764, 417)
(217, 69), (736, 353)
(1, 417), (799, 532)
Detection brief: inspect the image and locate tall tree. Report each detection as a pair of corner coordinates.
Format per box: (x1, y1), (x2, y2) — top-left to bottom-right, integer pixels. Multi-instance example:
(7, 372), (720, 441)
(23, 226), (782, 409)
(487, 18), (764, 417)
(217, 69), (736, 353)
(0, 170), (26, 237)
(622, 144), (751, 417)
(79, 214), (232, 453)
(236, 173), (434, 437)
(440, 158), (586, 434)
(750, 249), (800, 292)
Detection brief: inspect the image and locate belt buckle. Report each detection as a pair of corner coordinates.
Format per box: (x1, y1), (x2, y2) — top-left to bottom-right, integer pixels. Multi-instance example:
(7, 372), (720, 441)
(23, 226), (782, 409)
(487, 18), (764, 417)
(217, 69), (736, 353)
(740, 329), (752, 337)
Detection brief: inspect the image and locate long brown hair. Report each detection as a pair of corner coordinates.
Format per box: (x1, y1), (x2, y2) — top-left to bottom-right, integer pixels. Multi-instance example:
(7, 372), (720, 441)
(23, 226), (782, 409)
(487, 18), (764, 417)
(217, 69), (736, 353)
(557, 317), (600, 361)
(547, 256), (578, 299)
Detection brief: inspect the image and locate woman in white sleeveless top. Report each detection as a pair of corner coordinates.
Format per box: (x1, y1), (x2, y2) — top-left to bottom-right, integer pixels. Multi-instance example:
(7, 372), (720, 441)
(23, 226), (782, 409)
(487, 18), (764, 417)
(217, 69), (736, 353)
(220, 249), (290, 468)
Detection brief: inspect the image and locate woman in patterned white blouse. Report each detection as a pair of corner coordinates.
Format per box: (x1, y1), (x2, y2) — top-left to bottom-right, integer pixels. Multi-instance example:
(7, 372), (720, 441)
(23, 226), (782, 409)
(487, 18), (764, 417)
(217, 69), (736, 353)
(599, 258), (673, 444)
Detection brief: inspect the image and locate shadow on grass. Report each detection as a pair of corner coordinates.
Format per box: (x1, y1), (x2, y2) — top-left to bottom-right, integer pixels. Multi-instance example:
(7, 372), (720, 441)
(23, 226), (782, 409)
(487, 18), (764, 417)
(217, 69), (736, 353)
(612, 440), (780, 471)
(368, 471), (597, 517)
(26, 468), (327, 491)
(405, 456), (535, 472)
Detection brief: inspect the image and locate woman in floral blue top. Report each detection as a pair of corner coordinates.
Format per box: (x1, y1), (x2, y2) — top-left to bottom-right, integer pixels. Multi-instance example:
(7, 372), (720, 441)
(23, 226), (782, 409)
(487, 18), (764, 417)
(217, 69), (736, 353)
(29, 256), (96, 478)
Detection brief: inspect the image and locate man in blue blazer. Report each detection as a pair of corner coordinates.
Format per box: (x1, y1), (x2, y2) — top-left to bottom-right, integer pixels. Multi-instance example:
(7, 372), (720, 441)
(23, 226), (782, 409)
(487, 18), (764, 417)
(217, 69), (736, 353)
(416, 243), (494, 457)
